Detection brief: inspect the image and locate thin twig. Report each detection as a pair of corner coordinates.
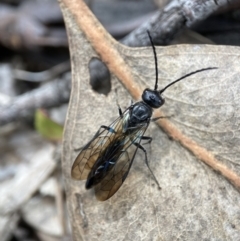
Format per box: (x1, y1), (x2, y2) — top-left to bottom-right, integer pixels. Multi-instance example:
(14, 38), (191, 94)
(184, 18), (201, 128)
(0, 74), (71, 125)
(13, 61), (70, 82)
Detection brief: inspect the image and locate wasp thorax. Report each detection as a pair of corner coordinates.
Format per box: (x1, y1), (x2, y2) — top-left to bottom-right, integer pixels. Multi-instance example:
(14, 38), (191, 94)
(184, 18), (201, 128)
(131, 103), (151, 123)
(142, 88), (164, 108)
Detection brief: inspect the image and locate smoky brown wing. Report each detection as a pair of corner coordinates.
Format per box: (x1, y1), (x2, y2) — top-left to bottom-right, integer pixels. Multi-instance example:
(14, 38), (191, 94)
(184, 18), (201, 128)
(94, 127), (148, 201)
(71, 115), (125, 180)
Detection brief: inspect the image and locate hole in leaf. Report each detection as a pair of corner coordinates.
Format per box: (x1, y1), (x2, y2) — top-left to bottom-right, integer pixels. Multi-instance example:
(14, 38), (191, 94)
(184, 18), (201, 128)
(89, 57), (111, 95)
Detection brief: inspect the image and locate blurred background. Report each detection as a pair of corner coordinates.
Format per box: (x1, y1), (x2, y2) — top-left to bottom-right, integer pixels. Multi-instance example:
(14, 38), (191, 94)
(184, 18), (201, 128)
(0, 0), (240, 240)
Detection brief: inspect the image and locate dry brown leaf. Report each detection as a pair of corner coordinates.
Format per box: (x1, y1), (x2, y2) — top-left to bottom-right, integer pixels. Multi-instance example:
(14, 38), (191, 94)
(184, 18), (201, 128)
(61, 1), (240, 240)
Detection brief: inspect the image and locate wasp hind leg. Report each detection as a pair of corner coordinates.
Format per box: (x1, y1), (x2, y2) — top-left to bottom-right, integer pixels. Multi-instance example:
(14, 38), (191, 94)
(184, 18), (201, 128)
(133, 141), (161, 190)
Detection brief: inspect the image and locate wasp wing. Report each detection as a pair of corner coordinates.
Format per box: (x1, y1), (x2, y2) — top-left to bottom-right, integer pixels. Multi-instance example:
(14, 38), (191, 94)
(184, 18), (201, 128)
(71, 112), (128, 180)
(94, 125), (149, 201)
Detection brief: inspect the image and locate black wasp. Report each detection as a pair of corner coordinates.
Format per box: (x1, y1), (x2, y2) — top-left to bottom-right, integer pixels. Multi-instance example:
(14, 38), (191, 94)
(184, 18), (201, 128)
(71, 31), (217, 201)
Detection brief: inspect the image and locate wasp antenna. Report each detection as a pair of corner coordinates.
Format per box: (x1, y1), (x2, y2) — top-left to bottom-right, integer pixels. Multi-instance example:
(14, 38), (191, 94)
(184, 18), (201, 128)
(147, 31), (158, 91)
(159, 67), (218, 94)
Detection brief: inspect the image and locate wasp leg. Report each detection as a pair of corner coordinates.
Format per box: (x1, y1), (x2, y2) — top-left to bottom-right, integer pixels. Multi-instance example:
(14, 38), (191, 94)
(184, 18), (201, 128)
(133, 142), (161, 190)
(98, 125), (116, 134)
(118, 105), (123, 118)
(74, 125), (115, 151)
(116, 95), (123, 117)
(88, 125), (117, 142)
(151, 115), (174, 122)
(86, 125), (116, 142)
(141, 136), (152, 145)
(114, 89), (123, 117)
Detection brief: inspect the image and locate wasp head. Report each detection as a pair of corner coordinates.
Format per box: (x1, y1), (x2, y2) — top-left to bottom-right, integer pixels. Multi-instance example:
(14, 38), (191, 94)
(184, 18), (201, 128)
(142, 88), (165, 108)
